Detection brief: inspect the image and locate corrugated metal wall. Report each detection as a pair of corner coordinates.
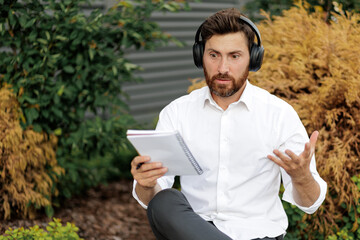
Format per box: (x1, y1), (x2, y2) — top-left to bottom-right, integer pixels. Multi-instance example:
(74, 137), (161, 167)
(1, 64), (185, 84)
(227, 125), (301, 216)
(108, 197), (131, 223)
(123, 0), (249, 125)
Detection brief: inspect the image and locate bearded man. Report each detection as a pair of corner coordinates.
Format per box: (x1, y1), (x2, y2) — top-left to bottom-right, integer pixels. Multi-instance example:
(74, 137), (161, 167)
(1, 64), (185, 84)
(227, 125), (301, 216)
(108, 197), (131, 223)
(130, 8), (327, 240)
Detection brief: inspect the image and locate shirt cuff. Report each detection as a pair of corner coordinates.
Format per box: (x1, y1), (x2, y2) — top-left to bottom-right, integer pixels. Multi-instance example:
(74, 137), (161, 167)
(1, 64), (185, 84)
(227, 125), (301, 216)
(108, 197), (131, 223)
(132, 179), (172, 209)
(282, 174), (327, 214)
(132, 180), (149, 209)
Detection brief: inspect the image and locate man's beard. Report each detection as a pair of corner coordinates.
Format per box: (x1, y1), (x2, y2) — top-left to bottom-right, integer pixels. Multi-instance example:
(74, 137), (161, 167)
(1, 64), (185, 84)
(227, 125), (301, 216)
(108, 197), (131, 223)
(204, 66), (249, 98)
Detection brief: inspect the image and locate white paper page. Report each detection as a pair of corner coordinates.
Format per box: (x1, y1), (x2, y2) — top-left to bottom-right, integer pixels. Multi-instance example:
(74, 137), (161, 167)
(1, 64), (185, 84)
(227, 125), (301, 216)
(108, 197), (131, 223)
(127, 131), (201, 176)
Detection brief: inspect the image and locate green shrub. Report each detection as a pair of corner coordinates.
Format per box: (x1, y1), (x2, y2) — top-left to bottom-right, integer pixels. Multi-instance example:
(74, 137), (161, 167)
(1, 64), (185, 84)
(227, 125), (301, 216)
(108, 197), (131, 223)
(325, 175), (360, 240)
(0, 0), (190, 208)
(0, 218), (82, 240)
(57, 115), (138, 198)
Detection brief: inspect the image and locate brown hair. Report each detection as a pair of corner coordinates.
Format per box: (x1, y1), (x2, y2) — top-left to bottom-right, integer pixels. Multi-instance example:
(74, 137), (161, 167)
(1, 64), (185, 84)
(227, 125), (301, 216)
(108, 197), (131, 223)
(200, 8), (255, 52)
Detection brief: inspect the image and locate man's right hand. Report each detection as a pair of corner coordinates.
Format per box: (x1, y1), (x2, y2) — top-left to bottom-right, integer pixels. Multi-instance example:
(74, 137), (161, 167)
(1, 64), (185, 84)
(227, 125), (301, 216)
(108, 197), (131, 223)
(130, 156), (168, 188)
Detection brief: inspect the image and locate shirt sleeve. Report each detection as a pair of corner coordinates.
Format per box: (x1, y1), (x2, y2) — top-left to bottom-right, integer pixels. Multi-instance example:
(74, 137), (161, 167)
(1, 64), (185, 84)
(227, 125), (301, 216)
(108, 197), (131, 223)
(281, 168), (327, 214)
(276, 105), (327, 214)
(132, 176), (175, 209)
(131, 102), (178, 209)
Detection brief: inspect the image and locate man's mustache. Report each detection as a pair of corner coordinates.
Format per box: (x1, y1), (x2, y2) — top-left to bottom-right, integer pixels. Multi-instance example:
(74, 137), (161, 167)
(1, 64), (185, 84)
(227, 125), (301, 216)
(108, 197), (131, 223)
(211, 73), (234, 81)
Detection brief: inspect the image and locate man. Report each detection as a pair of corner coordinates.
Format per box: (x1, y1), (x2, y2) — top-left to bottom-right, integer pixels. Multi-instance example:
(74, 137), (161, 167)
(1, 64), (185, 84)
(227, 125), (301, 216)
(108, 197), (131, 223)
(130, 8), (327, 240)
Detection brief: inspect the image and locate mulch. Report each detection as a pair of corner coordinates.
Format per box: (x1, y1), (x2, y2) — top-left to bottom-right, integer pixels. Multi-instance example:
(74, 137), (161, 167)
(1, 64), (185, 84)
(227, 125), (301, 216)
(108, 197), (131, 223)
(0, 179), (156, 240)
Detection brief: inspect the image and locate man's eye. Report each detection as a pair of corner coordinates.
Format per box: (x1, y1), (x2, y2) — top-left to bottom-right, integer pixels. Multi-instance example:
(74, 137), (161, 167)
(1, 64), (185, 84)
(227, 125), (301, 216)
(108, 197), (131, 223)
(232, 55), (240, 59)
(210, 53), (217, 58)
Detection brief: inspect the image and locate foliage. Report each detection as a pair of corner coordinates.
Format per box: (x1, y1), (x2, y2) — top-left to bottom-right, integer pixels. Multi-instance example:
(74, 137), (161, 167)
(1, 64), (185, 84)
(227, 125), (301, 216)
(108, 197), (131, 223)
(0, 218), (82, 240)
(187, 77), (207, 93)
(281, 202), (307, 239)
(0, 0), (190, 210)
(250, 2), (360, 239)
(244, 0), (360, 21)
(325, 175), (360, 240)
(0, 84), (64, 220)
(188, 1), (360, 239)
(57, 115), (138, 198)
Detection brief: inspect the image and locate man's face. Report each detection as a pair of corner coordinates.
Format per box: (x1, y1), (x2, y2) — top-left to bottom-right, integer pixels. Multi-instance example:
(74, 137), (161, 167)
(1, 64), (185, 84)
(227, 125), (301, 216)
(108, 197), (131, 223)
(203, 32), (250, 98)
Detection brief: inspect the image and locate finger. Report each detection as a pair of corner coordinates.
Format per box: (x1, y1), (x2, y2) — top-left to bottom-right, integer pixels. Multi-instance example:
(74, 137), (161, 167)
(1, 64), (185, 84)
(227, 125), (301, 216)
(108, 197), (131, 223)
(131, 156), (150, 168)
(301, 142), (311, 159)
(136, 167), (168, 181)
(138, 172), (167, 188)
(309, 130), (319, 153)
(284, 149), (300, 162)
(131, 156), (151, 176)
(272, 149), (292, 163)
(301, 131), (319, 159)
(138, 162), (163, 172)
(146, 171), (168, 183)
(267, 153), (287, 169)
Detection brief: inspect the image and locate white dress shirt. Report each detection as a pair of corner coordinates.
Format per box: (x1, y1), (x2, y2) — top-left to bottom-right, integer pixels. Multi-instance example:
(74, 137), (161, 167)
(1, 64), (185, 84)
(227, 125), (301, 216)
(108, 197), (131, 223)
(132, 80), (327, 240)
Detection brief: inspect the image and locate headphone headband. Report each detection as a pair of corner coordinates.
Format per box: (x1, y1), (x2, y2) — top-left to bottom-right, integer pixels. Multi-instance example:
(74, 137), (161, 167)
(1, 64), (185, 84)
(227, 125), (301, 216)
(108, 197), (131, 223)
(239, 16), (262, 47)
(194, 16), (262, 51)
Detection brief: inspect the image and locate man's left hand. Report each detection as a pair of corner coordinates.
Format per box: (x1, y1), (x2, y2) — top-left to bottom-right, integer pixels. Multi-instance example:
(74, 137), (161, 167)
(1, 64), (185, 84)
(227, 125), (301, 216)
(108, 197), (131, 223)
(267, 131), (319, 183)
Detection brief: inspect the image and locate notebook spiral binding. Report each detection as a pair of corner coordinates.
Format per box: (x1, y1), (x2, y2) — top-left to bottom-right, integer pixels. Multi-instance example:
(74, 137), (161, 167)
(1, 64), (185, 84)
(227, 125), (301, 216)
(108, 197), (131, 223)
(175, 132), (203, 175)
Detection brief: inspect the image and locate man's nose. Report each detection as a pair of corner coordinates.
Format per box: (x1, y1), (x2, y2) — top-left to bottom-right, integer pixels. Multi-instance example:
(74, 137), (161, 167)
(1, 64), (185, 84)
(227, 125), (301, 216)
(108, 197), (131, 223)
(217, 58), (229, 74)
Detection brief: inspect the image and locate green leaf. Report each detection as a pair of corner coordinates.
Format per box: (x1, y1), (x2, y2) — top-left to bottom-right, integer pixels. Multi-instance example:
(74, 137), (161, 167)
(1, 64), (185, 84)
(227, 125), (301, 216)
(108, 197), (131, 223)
(8, 10), (16, 27)
(70, 30), (78, 40)
(24, 18), (36, 28)
(163, 3), (177, 12)
(55, 35), (68, 41)
(37, 38), (48, 45)
(54, 128), (62, 136)
(33, 124), (42, 132)
(29, 30), (37, 41)
(124, 62), (138, 71)
(57, 85), (65, 96)
(112, 65), (118, 76)
(88, 48), (95, 61)
(75, 54), (83, 66)
(63, 66), (75, 73)
(24, 108), (39, 125)
(42, 110), (49, 118)
(18, 15), (27, 28)
(19, 95), (38, 104)
(51, 108), (63, 118)
(45, 31), (50, 41)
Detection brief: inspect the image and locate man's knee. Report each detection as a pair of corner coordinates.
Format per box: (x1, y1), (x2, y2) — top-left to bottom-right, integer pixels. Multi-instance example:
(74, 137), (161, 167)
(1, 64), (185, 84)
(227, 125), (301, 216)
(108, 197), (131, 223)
(147, 188), (190, 221)
(148, 189), (183, 212)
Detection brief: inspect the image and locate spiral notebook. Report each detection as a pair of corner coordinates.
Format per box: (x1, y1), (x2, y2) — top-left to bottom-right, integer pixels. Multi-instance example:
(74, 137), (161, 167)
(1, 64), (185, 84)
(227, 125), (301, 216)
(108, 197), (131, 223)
(127, 130), (203, 176)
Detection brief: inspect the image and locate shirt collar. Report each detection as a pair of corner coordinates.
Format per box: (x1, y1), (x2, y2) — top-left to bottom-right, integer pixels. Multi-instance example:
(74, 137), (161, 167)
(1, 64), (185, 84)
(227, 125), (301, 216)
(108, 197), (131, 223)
(203, 80), (253, 111)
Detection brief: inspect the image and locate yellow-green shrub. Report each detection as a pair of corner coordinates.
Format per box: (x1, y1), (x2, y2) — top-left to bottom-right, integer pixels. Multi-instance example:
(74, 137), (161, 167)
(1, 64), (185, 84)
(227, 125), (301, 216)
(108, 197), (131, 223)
(0, 218), (82, 240)
(0, 84), (64, 219)
(188, 1), (360, 238)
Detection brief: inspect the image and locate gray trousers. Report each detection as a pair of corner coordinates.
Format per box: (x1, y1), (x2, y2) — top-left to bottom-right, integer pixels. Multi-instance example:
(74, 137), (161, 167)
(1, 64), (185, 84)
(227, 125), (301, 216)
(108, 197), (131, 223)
(147, 188), (284, 240)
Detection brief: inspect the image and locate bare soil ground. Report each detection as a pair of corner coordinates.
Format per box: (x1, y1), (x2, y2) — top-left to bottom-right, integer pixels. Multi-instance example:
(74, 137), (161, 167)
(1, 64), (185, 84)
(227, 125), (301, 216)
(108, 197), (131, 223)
(0, 179), (156, 240)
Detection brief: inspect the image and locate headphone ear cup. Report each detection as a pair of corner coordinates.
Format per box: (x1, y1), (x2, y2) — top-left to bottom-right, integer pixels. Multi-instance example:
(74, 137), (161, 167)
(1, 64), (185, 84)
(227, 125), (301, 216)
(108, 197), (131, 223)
(193, 41), (204, 69)
(249, 45), (265, 72)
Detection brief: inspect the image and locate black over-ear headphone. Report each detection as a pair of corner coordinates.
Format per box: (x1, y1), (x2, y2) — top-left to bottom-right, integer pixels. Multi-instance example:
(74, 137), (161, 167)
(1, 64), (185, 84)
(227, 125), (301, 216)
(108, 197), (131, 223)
(192, 15), (265, 72)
